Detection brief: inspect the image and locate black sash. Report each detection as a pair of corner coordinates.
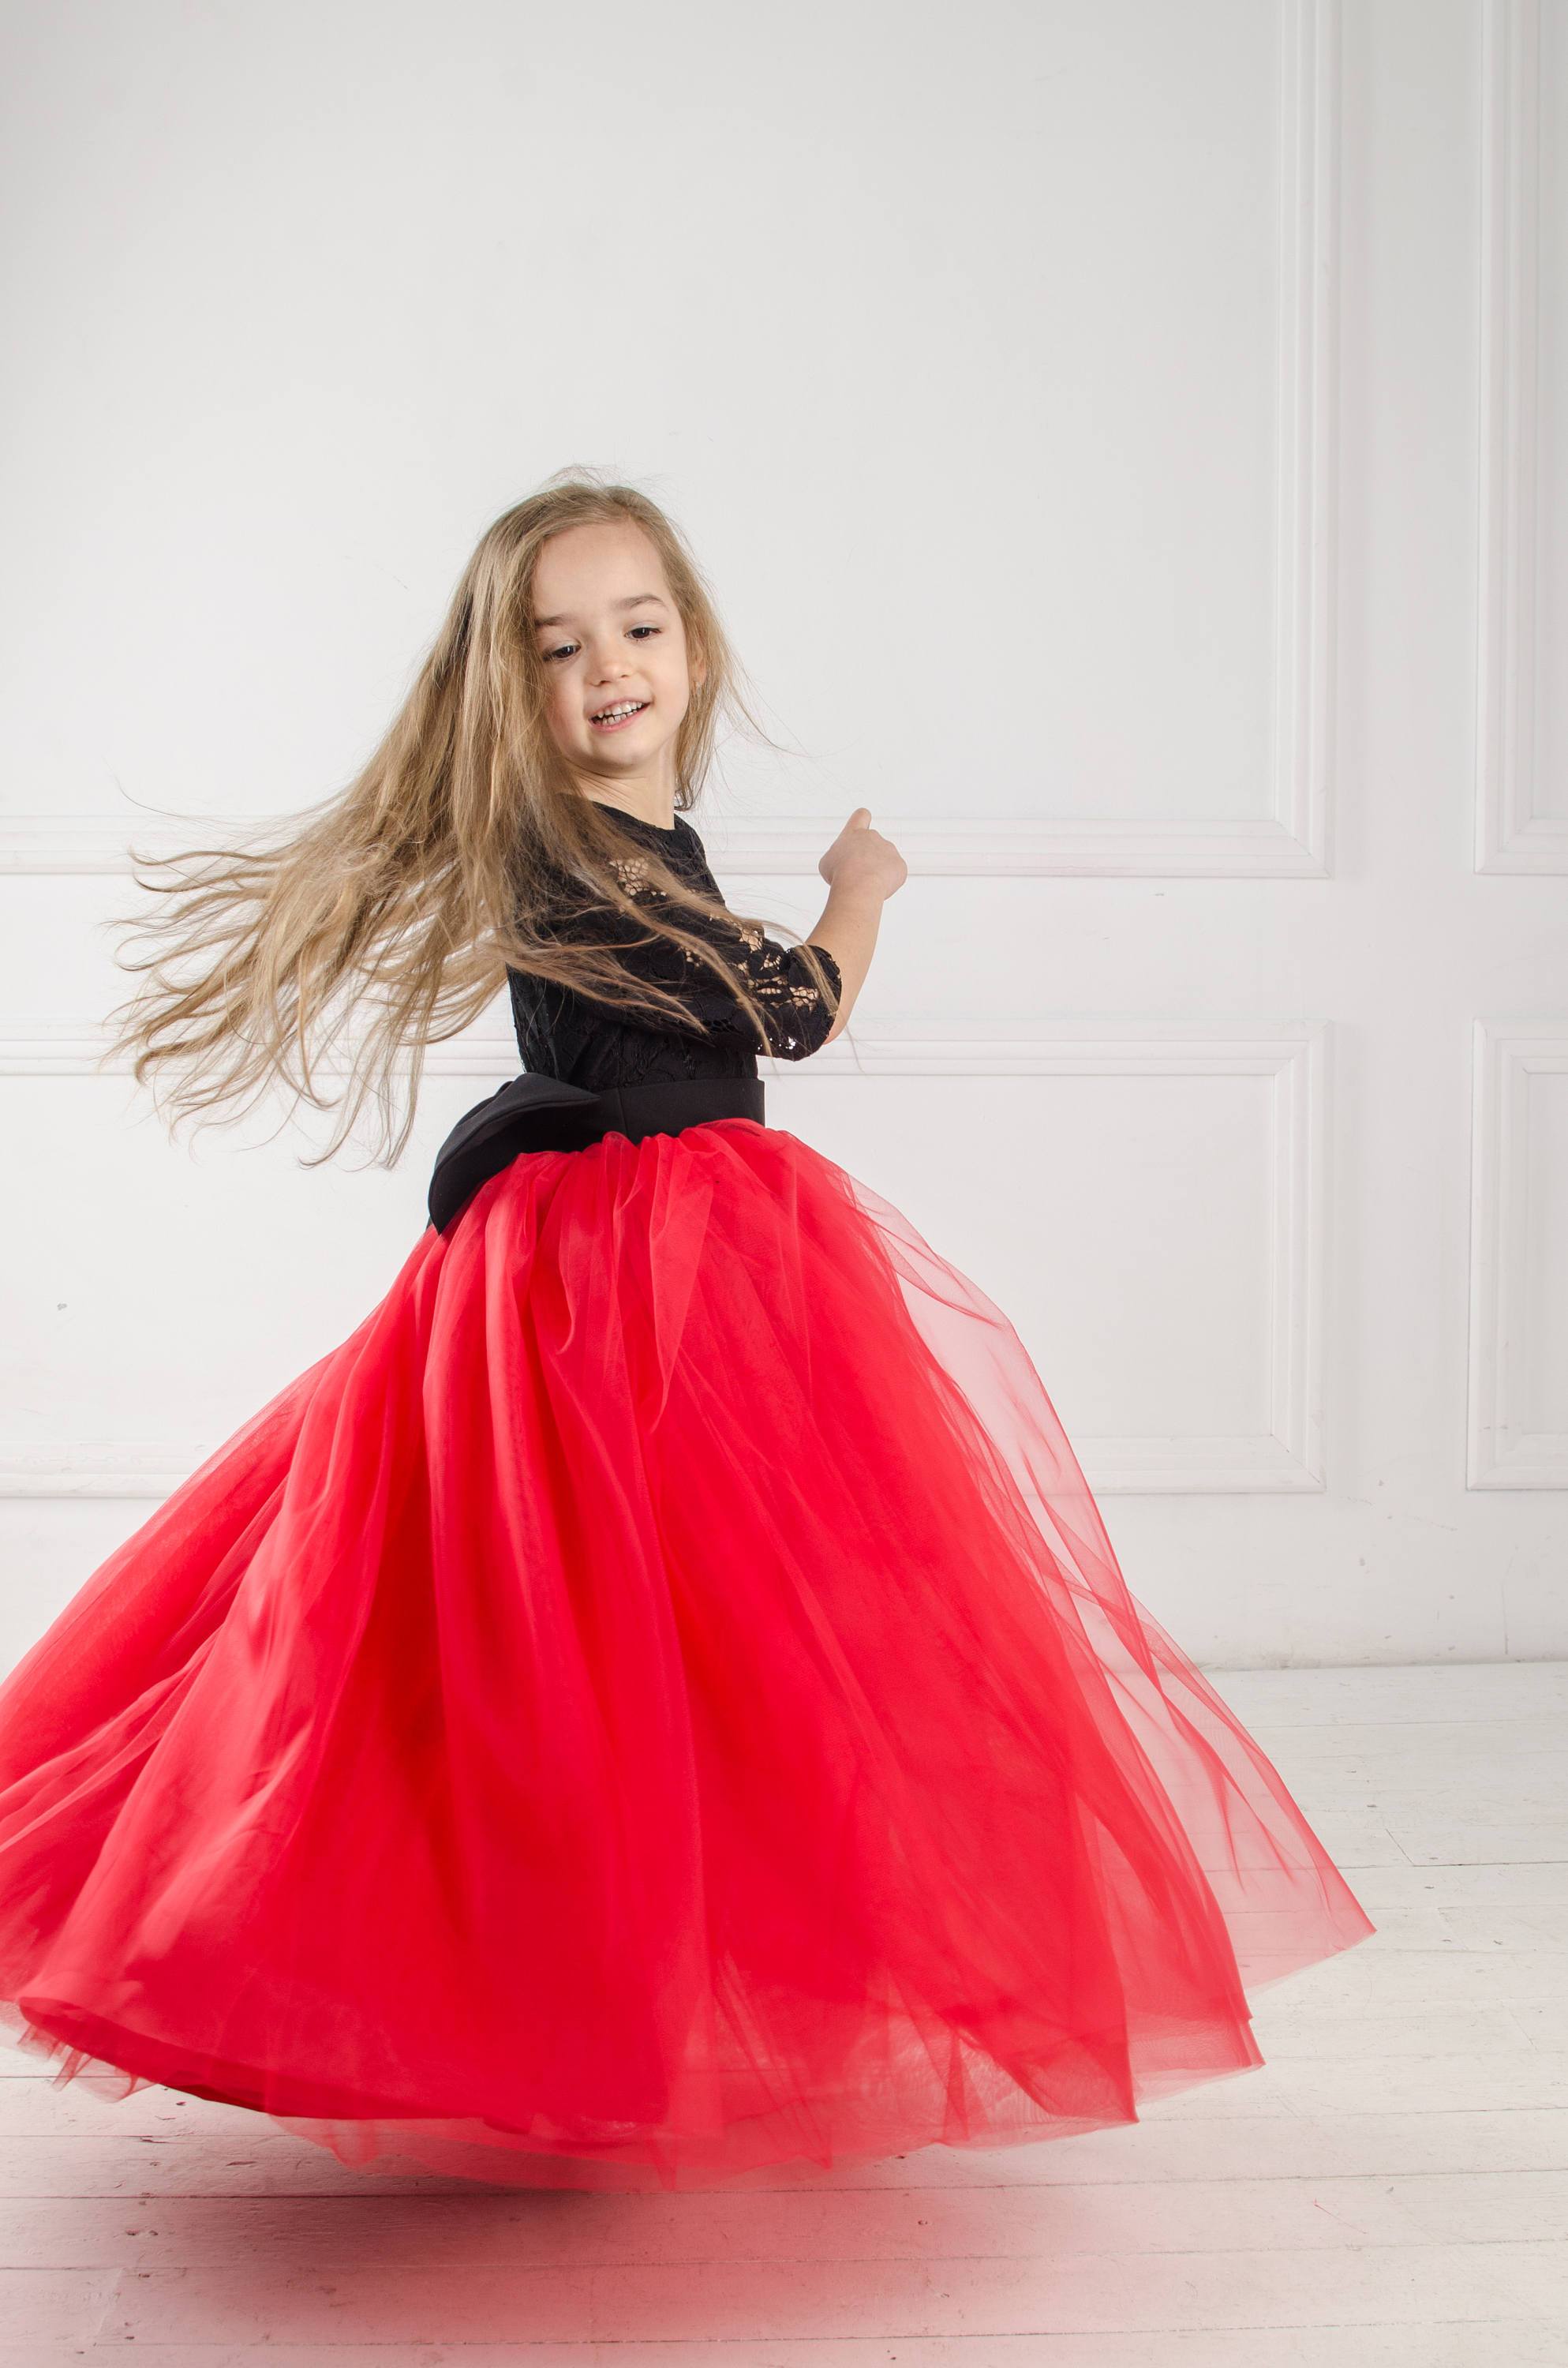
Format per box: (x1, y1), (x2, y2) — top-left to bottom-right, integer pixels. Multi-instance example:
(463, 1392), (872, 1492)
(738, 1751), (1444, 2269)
(428, 1073), (767, 1234)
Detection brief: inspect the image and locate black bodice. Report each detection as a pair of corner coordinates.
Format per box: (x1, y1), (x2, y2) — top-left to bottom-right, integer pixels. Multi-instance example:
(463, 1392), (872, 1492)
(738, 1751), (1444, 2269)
(507, 807), (842, 1089)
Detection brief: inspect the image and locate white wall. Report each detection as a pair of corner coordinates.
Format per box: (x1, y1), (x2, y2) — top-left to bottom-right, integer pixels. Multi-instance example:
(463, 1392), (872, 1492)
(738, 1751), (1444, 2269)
(1, 0), (1564, 1668)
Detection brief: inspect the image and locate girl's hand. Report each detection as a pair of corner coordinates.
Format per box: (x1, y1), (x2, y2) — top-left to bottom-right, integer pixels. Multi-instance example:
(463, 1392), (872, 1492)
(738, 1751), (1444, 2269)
(819, 807), (907, 902)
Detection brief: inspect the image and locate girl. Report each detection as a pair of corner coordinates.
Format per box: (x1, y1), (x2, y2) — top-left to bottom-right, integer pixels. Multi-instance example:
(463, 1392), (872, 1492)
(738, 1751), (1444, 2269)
(0, 474), (1373, 2194)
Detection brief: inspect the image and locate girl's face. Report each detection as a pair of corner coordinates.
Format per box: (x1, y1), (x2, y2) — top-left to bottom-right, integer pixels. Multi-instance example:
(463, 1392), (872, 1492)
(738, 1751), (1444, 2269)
(530, 521), (705, 796)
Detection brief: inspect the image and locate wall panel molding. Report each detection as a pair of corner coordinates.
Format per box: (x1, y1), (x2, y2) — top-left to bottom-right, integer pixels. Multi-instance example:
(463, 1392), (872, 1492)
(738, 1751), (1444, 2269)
(0, 1019), (1328, 1499)
(0, 6), (1342, 885)
(1467, 1019), (1568, 1487)
(0, 808), (1327, 881)
(801, 1022), (1331, 1494)
(1267, 0), (1341, 879)
(1476, 0), (1568, 872)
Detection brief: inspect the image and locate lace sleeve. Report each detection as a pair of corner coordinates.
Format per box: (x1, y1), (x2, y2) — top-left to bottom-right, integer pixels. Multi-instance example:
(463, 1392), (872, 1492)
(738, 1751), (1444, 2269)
(590, 849), (841, 1063)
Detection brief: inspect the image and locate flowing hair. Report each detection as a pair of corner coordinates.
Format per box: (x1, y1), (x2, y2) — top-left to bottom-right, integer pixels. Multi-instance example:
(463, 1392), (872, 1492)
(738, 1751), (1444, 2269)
(102, 470), (840, 1165)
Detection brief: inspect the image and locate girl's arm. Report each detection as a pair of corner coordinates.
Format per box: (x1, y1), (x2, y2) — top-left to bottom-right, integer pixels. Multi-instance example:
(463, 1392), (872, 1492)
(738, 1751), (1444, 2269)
(804, 809), (907, 1044)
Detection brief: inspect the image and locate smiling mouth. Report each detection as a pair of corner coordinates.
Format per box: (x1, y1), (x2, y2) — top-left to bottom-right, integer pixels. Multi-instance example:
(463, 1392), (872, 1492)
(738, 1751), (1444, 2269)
(589, 700), (649, 729)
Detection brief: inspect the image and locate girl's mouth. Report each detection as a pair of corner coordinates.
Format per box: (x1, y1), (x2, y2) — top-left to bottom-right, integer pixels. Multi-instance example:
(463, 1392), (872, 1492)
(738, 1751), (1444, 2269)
(589, 700), (649, 733)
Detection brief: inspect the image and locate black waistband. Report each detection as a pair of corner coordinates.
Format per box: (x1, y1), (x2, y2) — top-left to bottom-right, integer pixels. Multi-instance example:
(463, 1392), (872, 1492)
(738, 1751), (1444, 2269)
(428, 1073), (766, 1234)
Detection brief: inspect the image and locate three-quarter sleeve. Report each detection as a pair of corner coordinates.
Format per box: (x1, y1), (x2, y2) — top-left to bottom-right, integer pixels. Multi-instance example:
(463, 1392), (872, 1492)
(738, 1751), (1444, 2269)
(586, 849), (841, 1062)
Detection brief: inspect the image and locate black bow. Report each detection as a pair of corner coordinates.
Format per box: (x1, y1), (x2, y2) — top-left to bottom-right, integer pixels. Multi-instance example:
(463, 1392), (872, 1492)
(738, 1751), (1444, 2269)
(426, 1073), (604, 1234)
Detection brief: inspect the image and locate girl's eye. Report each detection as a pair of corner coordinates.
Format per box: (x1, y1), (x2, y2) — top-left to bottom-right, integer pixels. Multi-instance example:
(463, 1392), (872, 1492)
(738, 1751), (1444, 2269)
(543, 625), (661, 662)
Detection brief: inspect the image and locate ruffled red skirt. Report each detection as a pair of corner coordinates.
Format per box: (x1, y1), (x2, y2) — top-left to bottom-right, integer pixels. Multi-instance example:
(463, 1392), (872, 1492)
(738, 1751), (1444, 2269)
(0, 1118), (1372, 2190)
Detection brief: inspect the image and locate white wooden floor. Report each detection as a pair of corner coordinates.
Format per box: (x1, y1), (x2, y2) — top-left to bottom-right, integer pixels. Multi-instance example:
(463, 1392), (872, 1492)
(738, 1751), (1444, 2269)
(1, 1661), (1564, 2366)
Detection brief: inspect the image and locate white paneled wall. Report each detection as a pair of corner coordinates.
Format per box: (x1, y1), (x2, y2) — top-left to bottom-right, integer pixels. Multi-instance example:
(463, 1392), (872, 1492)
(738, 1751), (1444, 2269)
(0, 0), (1564, 1668)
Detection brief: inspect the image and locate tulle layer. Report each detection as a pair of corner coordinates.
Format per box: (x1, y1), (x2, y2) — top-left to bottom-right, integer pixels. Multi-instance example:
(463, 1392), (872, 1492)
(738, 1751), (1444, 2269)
(0, 1118), (1372, 2190)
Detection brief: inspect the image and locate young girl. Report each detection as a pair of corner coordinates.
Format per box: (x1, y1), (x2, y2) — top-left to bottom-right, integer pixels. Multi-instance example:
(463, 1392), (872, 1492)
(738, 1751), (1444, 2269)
(0, 475), (1373, 2194)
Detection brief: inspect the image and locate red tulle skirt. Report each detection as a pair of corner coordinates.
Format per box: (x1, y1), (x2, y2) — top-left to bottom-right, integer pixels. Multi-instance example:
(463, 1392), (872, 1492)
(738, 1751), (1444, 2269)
(0, 1118), (1372, 2190)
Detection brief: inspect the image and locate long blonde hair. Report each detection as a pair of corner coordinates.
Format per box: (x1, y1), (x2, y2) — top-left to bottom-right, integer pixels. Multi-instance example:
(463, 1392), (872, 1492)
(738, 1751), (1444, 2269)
(103, 470), (840, 1165)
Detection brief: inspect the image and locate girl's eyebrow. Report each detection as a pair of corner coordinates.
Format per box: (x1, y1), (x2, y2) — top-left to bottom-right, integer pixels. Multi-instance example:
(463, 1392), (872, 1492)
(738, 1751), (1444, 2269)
(533, 593), (669, 631)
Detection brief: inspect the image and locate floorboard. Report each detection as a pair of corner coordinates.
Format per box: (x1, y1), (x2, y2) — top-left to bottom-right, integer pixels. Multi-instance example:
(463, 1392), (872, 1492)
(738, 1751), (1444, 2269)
(0, 1661), (1562, 2360)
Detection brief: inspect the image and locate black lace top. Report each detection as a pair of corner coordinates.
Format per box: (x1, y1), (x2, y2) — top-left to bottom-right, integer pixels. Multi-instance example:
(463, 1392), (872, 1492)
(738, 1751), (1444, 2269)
(507, 805), (843, 1089)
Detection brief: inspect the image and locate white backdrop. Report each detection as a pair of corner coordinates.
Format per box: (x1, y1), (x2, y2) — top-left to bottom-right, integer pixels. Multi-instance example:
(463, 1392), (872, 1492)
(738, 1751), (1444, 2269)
(1, 0), (1563, 1669)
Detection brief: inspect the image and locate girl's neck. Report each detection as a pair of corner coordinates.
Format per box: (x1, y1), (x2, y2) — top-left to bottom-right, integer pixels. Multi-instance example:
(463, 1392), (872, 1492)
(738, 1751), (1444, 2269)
(582, 790), (677, 832)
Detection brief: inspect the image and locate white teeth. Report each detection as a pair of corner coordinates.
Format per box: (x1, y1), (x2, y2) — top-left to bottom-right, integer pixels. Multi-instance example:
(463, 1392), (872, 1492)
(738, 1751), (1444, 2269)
(592, 701), (646, 723)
